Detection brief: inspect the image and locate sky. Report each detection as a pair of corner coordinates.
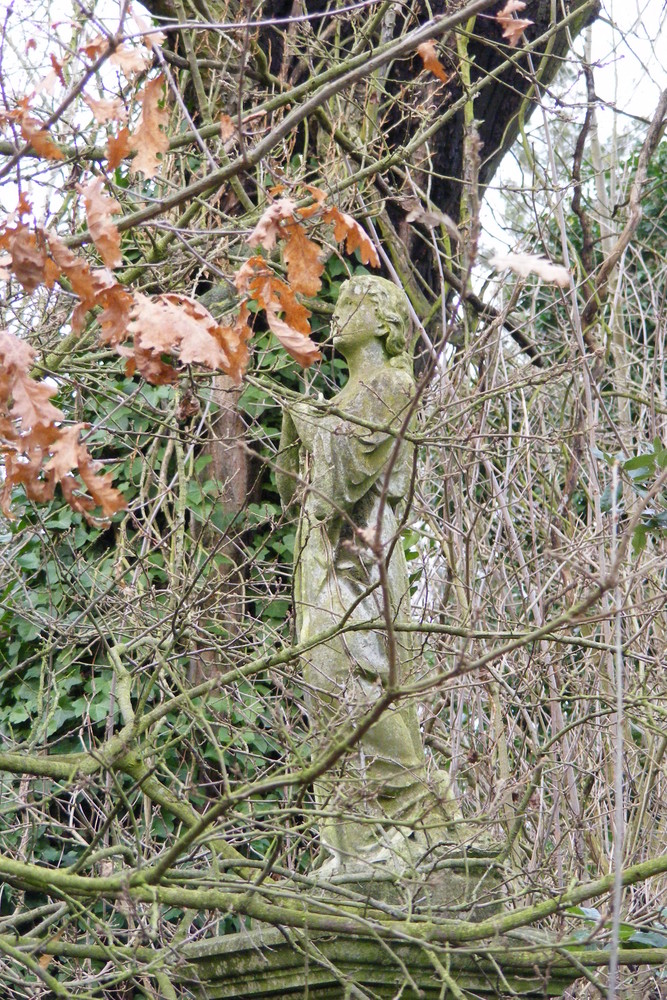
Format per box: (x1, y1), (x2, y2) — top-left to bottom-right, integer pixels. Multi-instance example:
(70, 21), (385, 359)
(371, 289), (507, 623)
(481, 0), (667, 252)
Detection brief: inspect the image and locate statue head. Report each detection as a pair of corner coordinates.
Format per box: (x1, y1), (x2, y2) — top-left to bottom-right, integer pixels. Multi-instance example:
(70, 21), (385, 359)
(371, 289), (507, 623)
(331, 275), (412, 359)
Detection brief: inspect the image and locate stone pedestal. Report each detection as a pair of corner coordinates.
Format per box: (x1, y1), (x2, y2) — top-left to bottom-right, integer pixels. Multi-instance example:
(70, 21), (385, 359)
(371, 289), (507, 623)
(180, 926), (579, 999)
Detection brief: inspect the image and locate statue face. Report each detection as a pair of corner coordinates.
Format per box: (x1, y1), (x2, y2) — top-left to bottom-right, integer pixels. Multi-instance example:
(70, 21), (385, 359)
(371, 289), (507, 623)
(331, 280), (383, 353)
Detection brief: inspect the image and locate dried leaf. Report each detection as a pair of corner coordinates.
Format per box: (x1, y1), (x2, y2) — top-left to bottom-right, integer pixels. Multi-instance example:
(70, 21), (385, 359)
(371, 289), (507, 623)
(1, 328), (125, 519)
(81, 35), (108, 60)
(35, 54), (66, 95)
(247, 198), (297, 251)
(323, 207), (380, 267)
(218, 305), (252, 383)
(84, 95), (128, 124)
(5, 225), (47, 293)
(131, 8), (166, 49)
(10, 373), (63, 429)
(33, 68), (60, 97)
(79, 177), (122, 268)
(236, 257), (311, 333)
(417, 40), (449, 83)
(43, 423), (87, 479)
(20, 116), (64, 161)
(265, 307), (321, 368)
(283, 221), (324, 296)
(297, 185), (328, 220)
(489, 252), (570, 287)
(130, 76), (169, 178)
(235, 257), (318, 367)
(16, 193), (33, 218)
(219, 114), (235, 141)
(50, 54), (66, 86)
(48, 234), (98, 327)
(110, 44), (152, 78)
(0, 327), (36, 372)
(97, 281), (133, 346)
(0, 330), (63, 430)
(43, 423), (125, 516)
(127, 345), (178, 385)
(106, 127), (132, 169)
(78, 457), (126, 516)
(495, 1), (533, 46)
(128, 293), (247, 379)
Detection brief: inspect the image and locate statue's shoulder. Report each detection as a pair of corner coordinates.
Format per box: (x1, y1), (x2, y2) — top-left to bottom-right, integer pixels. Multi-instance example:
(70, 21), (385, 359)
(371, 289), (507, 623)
(363, 363), (414, 412)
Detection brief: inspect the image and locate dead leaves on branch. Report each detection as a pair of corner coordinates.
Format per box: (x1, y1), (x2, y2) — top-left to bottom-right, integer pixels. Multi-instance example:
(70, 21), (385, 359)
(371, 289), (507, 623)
(494, 1), (533, 46)
(236, 256), (320, 368)
(245, 187), (380, 362)
(0, 330), (125, 520)
(322, 207), (380, 268)
(0, 183), (380, 517)
(129, 293), (249, 375)
(0, 99), (65, 161)
(84, 96), (128, 125)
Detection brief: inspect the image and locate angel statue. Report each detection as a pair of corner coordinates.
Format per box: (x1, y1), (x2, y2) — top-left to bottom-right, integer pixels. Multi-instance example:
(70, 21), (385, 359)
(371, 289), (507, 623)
(276, 274), (473, 884)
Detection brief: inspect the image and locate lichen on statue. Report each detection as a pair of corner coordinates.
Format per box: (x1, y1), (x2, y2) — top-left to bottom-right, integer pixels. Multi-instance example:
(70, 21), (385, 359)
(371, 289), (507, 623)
(277, 275), (460, 877)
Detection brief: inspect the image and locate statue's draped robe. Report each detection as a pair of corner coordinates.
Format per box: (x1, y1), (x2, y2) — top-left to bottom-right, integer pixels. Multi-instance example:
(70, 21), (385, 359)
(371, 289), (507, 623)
(279, 365), (449, 870)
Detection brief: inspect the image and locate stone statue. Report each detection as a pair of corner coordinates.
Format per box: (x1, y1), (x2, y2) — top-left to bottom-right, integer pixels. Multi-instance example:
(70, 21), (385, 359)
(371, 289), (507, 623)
(277, 275), (464, 879)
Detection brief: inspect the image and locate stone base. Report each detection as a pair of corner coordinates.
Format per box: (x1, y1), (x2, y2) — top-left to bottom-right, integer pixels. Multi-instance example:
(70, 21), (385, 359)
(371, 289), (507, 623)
(315, 854), (505, 922)
(180, 926), (580, 999)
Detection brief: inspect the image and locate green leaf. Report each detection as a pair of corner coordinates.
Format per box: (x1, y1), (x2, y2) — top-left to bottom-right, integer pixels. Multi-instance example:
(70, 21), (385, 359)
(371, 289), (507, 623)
(566, 906), (601, 921)
(16, 548), (41, 570)
(16, 618), (40, 641)
(623, 453), (655, 472)
(632, 524), (648, 557)
(628, 930), (667, 948)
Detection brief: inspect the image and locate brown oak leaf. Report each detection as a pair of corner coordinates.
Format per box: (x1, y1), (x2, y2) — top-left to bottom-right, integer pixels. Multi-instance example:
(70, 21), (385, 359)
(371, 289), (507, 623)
(495, 1), (533, 45)
(247, 198), (297, 251)
(9, 374), (63, 430)
(106, 127), (132, 169)
(110, 44), (152, 78)
(416, 40), (449, 82)
(43, 423), (87, 479)
(130, 76), (169, 178)
(323, 207), (380, 267)
(79, 177), (122, 268)
(0, 327), (36, 373)
(283, 221), (324, 296)
(5, 225), (47, 293)
(84, 96), (128, 124)
(81, 35), (108, 60)
(78, 457), (126, 517)
(297, 185), (328, 221)
(20, 116), (64, 161)
(129, 293), (240, 377)
(97, 281), (133, 346)
(265, 307), (321, 368)
(48, 235), (99, 330)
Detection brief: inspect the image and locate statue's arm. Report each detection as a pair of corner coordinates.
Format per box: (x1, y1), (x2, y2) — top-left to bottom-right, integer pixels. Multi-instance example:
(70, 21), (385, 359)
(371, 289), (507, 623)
(276, 409), (300, 508)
